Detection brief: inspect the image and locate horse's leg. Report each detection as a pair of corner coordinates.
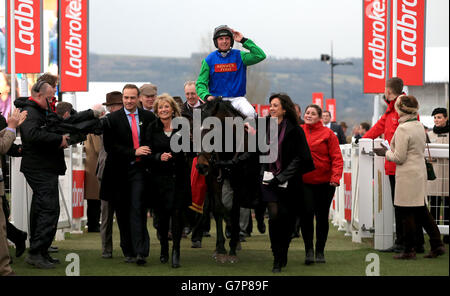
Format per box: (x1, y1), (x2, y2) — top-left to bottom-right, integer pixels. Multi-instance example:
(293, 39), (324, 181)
(212, 180), (227, 263)
(227, 189), (241, 263)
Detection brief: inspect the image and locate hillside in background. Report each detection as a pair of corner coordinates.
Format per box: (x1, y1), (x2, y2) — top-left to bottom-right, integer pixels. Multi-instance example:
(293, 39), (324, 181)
(89, 53), (376, 128)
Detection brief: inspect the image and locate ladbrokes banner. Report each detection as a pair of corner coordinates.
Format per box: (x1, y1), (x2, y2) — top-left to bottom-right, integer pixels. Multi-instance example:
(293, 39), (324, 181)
(363, 0), (426, 93)
(389, 0), (426, 85)
(325, 98), (336, 122)
(59, 0), (88, 92)
(312, 92), (324, 109)
(363, 0), (388, 93)
(6, 0), (43, 73)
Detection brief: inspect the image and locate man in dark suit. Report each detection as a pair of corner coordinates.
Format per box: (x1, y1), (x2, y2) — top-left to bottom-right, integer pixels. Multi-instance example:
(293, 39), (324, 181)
(322, 110), (346, 144)
(101, 84), (156, 265)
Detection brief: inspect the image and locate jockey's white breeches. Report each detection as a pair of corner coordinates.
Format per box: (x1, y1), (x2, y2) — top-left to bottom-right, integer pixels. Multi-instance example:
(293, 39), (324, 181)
(222, 96), (257, 119)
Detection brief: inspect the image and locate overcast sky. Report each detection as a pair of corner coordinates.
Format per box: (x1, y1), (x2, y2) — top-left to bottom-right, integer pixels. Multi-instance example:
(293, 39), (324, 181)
(89, 0), (449, 59)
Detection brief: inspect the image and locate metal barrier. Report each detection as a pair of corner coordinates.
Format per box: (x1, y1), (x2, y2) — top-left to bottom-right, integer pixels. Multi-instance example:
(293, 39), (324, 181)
(333, 139), (449, 250)
(10, 139), (86, 242)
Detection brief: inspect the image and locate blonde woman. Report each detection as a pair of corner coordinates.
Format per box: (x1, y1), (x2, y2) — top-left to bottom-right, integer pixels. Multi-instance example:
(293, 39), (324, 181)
(144, 94), (190, 268)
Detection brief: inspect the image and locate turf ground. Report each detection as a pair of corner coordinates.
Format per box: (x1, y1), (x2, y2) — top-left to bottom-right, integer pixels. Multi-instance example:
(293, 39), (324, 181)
(8, 218), (449, 276)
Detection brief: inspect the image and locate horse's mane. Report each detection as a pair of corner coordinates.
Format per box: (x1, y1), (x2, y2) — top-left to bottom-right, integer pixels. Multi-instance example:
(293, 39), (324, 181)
(201, 98), (247, 119)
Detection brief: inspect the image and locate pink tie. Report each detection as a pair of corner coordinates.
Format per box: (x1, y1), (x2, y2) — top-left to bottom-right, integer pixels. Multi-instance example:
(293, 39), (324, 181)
(129, 113), (140, 161)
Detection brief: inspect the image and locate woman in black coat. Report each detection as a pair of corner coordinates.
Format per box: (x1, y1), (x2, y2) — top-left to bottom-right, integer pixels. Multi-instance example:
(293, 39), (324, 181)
(260, 93), (315, 273)
(144, 93), (190, 268)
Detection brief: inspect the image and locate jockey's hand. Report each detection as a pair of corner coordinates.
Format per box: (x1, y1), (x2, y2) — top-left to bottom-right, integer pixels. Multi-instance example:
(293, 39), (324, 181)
(244, 123), (256, 135)
(206, 95), (216, 102)
(231, 29), (243, 42)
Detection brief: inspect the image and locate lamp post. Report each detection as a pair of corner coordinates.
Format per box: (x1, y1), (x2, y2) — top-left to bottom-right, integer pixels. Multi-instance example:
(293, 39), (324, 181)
(320, 42), (353, 100)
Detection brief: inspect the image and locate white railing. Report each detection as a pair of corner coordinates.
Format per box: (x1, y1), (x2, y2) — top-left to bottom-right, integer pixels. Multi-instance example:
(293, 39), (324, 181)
(10, 140), (86, 242)
(332, 139), (449, 250)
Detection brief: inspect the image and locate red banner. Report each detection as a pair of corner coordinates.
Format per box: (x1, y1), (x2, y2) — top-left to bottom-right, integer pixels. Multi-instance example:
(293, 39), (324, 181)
(389, 0), (426, 85)
(59, 0), (88, 92)
(72, 170), (85, 219)
(363, 0), (389, 93)
(259, 105), (270, 117)
(6, 0), (43, 73)
(344, 172), (352, 221)
(325, 98), (336, 122)
(251, 104), (259, 115)
(312, 92), (324, 109)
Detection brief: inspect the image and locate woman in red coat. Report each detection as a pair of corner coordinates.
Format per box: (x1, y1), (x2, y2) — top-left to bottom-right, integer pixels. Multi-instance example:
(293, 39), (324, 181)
(300, 104), (343, 265)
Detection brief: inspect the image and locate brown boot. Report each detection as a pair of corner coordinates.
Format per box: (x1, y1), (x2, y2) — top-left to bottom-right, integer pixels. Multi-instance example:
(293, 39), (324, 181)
(424, 246), (445, 258)
(393, 251), (416, 260)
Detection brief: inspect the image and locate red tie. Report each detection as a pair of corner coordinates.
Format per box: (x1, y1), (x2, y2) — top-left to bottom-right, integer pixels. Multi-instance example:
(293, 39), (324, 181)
(129, 113), (140, 161)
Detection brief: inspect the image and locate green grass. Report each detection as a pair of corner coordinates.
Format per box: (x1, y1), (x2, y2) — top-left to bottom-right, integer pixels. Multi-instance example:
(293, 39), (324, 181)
(9, 219), (449, 276)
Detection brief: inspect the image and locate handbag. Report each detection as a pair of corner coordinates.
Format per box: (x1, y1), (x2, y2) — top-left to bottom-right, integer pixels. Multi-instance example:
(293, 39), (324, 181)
(425, 142), (436, 181)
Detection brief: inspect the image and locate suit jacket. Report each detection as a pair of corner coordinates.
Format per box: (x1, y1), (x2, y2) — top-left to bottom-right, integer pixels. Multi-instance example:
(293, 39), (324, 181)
(100, 107), (156, 201)
(181, 100), (204, 120)
(329, 122), (347, 145)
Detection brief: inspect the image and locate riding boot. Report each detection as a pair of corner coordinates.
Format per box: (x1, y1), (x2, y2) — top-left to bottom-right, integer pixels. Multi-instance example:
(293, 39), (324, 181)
(280, 247), (288, 267)
(272, 249), (282, 273)
(172, 246), (181, 268)
(160, 239), (169, 264)
(305, 248), (315, 265)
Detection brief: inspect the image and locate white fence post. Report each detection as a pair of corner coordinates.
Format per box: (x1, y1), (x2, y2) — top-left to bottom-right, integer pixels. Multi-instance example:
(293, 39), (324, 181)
(352, 139), (375, 242)
(373, 138), (395, 250)
(10, 138), (31, 247)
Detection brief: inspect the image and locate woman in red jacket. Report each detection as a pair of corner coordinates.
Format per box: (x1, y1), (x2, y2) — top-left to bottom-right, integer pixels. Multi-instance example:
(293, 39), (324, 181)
(300, 104), (343, 265)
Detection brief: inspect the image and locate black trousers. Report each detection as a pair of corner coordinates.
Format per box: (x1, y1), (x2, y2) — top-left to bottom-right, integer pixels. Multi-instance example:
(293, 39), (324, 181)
(389, 175), (424, 247)
(2, 195), (25, 245)
(300, 183), (335, 252)
(23, 171), (60, 255)
(115, 165), (149, 258)
(397, 206), (443, 252)
(267, 191), (296, 259)
(157, 207), (183, 253)
(86, 199), (101, 229)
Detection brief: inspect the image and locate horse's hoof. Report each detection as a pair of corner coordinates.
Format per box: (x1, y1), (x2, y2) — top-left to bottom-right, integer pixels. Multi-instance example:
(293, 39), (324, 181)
(212, 251), (217, 259)
(228, 255), (239, 264)
(216, 254), (227, 264)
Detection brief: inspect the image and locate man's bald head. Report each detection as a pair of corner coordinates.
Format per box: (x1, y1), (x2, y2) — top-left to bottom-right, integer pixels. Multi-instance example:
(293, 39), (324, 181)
(31, 81), (54, 110)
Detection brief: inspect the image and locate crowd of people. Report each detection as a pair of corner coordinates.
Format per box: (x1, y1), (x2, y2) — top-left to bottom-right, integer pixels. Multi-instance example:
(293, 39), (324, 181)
(0, 26), (448, 276)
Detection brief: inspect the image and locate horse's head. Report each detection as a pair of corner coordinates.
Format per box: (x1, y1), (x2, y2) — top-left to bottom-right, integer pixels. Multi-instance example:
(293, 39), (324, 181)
(196, 152), (215, 176)
(201, 98), (246, 121)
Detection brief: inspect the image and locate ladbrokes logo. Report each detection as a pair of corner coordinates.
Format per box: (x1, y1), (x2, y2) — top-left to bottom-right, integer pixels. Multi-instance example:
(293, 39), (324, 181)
(64, 0), (84, 78)
(365, 0), (387, 80)
(7, 0), (42, 73)
(214, 63), (238, 73)
(60, 0), (88, 92)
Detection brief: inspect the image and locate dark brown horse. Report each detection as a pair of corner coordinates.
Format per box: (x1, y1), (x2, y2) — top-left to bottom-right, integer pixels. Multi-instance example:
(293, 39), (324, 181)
(196, 99), (260, 263)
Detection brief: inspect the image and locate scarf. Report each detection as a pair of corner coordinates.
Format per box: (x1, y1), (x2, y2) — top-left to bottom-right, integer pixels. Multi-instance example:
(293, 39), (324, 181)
(269, 118), (287, 175)
(433, 120), (449, 134)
